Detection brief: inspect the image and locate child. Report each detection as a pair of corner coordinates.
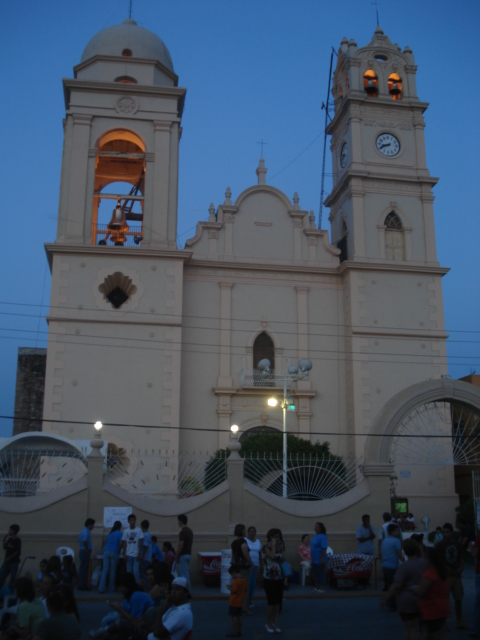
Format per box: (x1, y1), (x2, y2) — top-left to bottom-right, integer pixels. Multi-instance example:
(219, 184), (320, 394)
(140, 520), (152, 583)
(381, 524), (405, 595)
(61, 555), (78, 587)
(226, 565), (247, 638)
(434, 526), (443, 544)
(162, 542), (175, 571)
(151, 536), (164, 563)
(36, 559), (48, 587)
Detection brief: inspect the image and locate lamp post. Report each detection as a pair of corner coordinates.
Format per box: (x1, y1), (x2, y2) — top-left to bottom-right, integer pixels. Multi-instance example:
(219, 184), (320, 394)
(260, 359), (313, 498)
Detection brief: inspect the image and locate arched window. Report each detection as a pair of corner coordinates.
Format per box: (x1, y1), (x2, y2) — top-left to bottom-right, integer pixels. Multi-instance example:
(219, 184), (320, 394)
(388, 73), (403, 101)
(363, 69), (378, 97)
(92, 130), (145, 247)
(253, 332), (275, 371)
(385, 212), (404, 260)
(337, 220), (348, 263)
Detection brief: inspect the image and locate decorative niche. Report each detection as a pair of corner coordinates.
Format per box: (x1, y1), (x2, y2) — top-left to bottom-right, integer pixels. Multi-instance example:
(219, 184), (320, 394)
(93, 266), (143, 313)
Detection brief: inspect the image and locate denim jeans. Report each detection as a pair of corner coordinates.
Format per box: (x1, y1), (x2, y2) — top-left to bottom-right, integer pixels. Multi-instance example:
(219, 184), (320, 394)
(125, 556), (140, 584)
(249, 565), (258, 602)
(99, 550), (119, 593)
(311, 562), (326, 588)
(471, 574), (480, 635)
(177, 554), (191, 588)
(0, 562), (19, 590)
(78, 550), (91, 589)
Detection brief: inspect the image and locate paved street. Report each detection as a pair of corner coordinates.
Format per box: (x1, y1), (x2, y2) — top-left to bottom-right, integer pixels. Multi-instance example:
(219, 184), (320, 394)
(78, 566), (478, 640)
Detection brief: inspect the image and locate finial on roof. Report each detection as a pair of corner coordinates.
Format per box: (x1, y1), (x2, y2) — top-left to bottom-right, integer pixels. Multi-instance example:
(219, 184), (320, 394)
(374, 25), (384, 35)
(309, 210), (316, 228)
(341, 37), (348, 46)
(208, 203), (215, 221)
(224, 187), (232, 205)
(293, 192), (300, 210)
(256, 158), (267, 185)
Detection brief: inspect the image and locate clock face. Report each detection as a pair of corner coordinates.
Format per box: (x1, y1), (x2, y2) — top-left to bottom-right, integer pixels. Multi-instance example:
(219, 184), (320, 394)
(340, 143), (347, 168)
(376, 133), (400, 157)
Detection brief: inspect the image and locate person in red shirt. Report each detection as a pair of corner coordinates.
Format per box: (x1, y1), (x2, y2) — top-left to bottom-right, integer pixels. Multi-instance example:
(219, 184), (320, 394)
(470, 532), (480, 637)
(413, 547), (450, 639)
(226, 565), (247, 638)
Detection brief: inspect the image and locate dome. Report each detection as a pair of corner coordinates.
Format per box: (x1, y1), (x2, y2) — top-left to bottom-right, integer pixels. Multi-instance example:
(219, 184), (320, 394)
(81, 19), (174, 71)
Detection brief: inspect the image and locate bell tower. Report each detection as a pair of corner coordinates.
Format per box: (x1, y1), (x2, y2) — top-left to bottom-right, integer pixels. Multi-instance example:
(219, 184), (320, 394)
(325, 26), (439, 266)
(324, 28), (448, 469)
(56, 18), (185, 249)
(42, 19), (188, 467)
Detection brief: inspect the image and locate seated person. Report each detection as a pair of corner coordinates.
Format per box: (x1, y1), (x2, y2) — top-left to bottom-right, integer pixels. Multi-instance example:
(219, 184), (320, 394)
(148, 577), (192, 640)
(89, 572), (154, 639)
(33, 588), (81, 640)
(1, 576), (45, 639)
(298, 534), (311, 574)
(60, 556), (77, 587)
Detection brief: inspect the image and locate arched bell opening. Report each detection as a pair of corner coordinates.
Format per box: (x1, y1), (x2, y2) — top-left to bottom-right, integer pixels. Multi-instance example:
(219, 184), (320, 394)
(388, 73), (403, 100)
(363, 69), (378, 97)
(92, 130), (146, 247)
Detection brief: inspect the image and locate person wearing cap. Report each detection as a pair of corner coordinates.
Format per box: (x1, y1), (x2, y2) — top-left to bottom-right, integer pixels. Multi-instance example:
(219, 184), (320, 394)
(148, 576), (193, 640)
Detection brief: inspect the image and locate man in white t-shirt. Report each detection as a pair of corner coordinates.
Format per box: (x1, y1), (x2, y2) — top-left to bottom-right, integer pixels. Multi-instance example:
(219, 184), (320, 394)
(121, 513), (143, 583)
(148, 577), (193, 640)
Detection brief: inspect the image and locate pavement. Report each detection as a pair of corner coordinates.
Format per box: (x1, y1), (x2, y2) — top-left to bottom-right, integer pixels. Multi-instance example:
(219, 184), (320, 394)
(77, 564), (479, 640)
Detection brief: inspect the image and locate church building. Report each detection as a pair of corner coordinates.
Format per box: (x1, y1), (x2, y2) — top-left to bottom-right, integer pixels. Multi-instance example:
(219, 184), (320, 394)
(33, 17), (475, 524)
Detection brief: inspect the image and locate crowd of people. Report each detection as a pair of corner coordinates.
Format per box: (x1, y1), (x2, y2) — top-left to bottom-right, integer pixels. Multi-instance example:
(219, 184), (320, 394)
(0, 510), (478, 639)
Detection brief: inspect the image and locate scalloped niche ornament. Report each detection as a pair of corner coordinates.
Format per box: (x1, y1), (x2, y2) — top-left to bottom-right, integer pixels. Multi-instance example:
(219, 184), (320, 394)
(99, 272), (136, 308)
(93, 266), (143, 313)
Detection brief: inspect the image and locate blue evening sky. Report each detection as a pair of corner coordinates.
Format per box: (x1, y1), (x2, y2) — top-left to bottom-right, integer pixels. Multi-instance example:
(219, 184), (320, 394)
(1, 0), (479, 436)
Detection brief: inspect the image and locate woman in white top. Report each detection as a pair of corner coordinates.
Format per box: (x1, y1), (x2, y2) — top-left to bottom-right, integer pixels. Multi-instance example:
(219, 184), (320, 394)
(246, 526), (262, 607)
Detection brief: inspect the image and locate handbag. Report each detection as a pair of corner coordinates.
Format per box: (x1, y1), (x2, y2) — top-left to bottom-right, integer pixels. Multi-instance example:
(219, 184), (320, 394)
(280, 561), (292, 577)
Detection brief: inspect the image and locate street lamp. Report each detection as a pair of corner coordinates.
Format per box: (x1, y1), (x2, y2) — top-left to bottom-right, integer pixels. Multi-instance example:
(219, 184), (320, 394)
(260, 358), (313, 498)
(93, 421), (103, 439)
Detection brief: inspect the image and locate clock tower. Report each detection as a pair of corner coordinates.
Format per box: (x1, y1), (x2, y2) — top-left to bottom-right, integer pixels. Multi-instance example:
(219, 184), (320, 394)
(324, 27), (449, 469)
(325, 26), (439, 266)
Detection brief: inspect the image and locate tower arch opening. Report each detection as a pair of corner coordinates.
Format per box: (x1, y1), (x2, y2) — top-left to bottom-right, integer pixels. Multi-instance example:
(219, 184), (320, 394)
(93, 130), (145, 247)
(363, 69), (379, 97)
(388, 73), (403, 100)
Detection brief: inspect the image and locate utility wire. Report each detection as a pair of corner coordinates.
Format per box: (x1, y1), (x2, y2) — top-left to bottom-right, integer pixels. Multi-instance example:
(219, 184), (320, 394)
(1, 414), (476, 438)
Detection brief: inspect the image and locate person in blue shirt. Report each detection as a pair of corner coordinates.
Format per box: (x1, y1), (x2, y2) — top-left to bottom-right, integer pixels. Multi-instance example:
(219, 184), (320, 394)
(381, 524), (405, 593)
(356, 514), (376, 555)
(140, 520), (153, 584)
(151, 536), (164, 563)
(98, 520), (123, 594)
(78, 518), (95, 591)
(310, 522), (328, 593)
(89, 572), (154, 638)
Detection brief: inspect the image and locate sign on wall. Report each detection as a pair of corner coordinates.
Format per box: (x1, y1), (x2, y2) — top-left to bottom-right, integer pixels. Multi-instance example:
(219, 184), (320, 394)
(103, 506), (132, 528)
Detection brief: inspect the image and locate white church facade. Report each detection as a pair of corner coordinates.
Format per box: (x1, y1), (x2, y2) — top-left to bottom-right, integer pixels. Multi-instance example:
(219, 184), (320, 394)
(23, 18), (480, 529)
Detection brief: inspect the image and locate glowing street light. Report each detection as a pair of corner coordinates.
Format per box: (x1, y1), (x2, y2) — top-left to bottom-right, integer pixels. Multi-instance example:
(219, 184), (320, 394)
(259, 358), (313, 498)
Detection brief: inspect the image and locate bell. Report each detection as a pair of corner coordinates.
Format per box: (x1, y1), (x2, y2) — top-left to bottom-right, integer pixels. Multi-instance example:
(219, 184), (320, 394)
(365, 79), (378, 96)
(389, 81), (401, 96)
(107, 201), (127, 229)
(107, 200), (129, 246)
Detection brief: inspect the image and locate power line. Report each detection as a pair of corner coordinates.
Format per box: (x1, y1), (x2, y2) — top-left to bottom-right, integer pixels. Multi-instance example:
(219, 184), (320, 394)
(1, 300), (479, 335)
(2, 413), (476, 438)
(0, 330), (476, 366)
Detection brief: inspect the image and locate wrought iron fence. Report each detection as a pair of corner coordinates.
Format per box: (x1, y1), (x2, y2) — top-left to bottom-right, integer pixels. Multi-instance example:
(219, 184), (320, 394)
(0, 449), (87, 497)
(106, 450), (229, 498)
(242, 454), (361, 500)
